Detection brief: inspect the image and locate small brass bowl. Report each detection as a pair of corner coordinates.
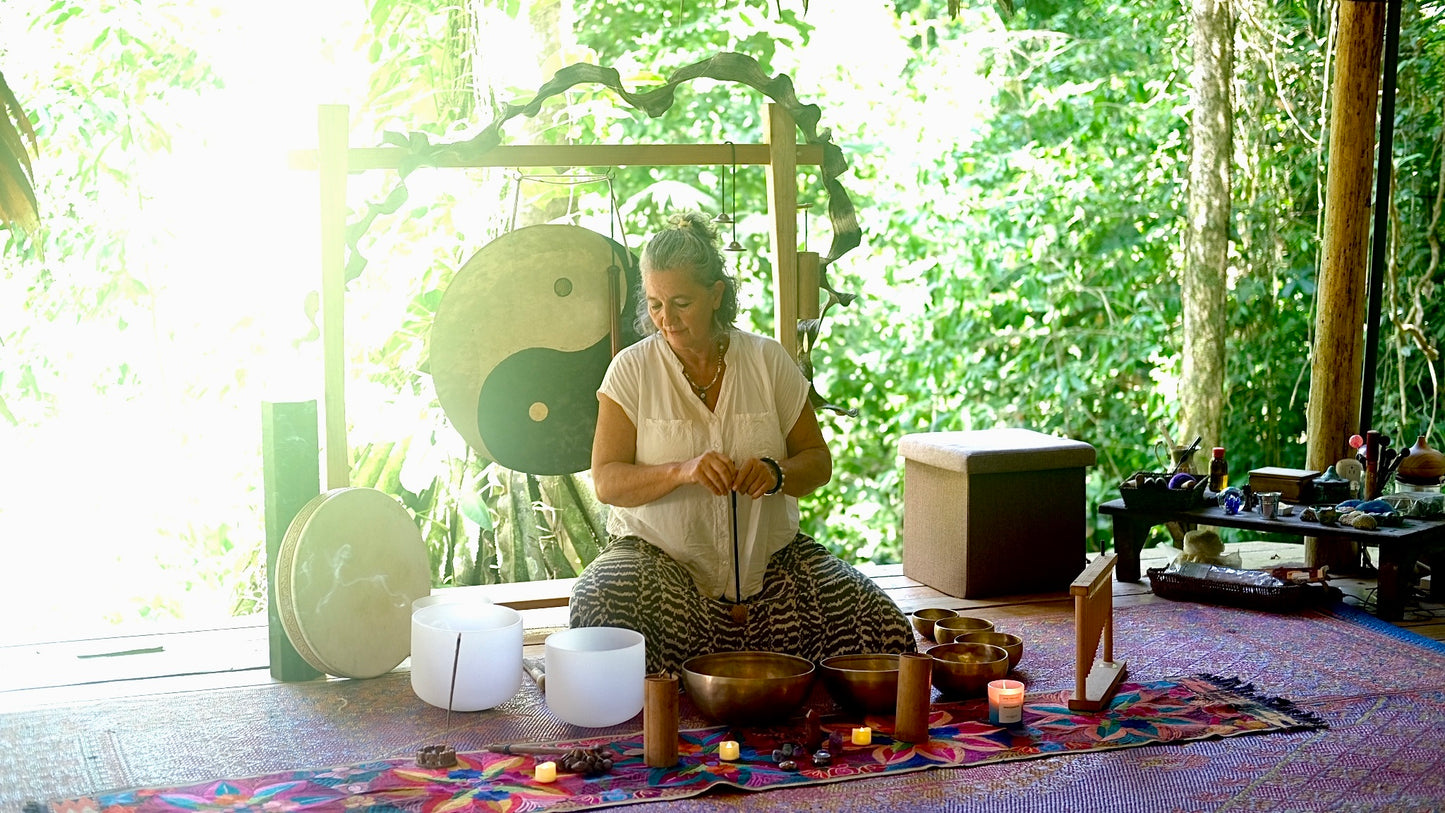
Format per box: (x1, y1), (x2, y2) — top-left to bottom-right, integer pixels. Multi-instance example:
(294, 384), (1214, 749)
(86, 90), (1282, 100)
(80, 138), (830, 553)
(909, 608), (959, 641)
(681, 651), (815, 726)
(933, 615), (995, 644)
(819, 653), (901, 713)
(929, 642), (1009, 697)
(959, 631), (1023, 672)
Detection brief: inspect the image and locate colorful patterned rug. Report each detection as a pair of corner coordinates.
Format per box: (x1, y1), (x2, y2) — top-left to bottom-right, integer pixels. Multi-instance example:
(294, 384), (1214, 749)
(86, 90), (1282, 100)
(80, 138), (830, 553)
(8, 600), (1445, 812)
(30, 675), (1323, 812)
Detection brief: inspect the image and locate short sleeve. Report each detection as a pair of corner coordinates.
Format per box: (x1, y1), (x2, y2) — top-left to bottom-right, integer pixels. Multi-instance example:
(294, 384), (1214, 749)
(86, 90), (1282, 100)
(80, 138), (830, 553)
(598, 341), (644, 426)
(760, 339), (810, 436)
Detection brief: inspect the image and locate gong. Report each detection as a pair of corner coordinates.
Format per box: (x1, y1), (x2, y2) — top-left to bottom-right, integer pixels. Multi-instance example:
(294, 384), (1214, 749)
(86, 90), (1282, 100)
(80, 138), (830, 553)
(431, 225), (640, 475)
(275, 487), (431, 679)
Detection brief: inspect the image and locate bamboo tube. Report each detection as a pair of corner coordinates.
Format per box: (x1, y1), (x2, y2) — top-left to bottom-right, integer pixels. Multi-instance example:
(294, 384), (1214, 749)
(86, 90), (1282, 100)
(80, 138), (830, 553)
(644, 672), (679, 768)
(894, 653), (933, 744)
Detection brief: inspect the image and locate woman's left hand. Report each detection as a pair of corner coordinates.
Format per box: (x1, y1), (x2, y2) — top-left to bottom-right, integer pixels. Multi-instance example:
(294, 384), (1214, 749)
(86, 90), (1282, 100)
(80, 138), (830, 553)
(732, 457), (781, 499)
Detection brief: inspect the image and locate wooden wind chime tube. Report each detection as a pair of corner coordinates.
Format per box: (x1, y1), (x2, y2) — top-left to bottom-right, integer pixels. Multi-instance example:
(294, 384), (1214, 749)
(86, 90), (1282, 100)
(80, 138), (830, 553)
(893, 652), (934, 744)
(644, 672), (680, 768)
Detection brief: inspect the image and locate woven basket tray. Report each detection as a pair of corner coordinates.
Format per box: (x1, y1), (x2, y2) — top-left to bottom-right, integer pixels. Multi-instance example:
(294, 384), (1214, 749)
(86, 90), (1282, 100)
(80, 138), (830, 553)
(1146, 567), (1339, 612)
(1118, 471), (1208, 511)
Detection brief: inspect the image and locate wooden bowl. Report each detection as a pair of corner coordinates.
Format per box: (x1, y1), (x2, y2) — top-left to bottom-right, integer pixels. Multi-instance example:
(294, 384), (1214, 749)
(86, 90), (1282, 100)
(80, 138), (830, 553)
(909, 608), (959, 641)
(819, 653), (901, 713)
(933, 615), (995, 644)
(929, 642), (1009, 697)
(681, 651), (815, 726)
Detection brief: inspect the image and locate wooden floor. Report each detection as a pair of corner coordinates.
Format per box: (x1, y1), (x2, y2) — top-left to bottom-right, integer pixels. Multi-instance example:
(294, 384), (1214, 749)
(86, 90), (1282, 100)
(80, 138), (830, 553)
(2, 541), (1440, 714)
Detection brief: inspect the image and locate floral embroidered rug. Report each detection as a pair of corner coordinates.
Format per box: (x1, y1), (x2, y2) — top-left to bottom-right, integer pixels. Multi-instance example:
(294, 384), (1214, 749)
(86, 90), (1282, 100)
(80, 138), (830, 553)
(36, 674), (1320, 812)
(13, 601), (1445, 812)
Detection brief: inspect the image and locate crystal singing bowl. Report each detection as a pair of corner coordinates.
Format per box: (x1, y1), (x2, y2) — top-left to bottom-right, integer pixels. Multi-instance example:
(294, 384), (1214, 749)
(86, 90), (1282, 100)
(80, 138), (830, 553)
(544, 626), (646, 728)
(819, 653), (902, 713)
(410, 601), (522, 711)
(929, 642), (1009, 697)
(682, 651), (816, 726)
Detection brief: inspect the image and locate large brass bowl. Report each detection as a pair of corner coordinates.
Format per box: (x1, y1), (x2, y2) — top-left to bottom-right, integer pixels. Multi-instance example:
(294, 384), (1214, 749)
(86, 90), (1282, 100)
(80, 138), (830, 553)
(929, 642), (1008, 697)
(681, 651), (816, 726)
(934, 615), (995, 644)
(909, 607), (958, 641)
(819, 653), (901, 713)
(959, 631), (1024, 672)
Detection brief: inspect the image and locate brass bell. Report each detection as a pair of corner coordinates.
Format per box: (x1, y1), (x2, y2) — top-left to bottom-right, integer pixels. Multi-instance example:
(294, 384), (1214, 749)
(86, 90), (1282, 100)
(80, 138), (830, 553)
(725, 240), (744, 252)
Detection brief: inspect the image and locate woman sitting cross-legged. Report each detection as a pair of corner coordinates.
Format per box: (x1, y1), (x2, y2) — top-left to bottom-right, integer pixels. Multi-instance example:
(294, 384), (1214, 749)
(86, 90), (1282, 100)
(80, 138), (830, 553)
(570, 211), (915, 675)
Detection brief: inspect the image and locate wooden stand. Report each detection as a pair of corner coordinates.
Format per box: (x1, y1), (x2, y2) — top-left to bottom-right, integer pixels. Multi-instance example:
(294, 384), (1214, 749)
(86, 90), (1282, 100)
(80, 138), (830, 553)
(1068, 554), (1126, 711)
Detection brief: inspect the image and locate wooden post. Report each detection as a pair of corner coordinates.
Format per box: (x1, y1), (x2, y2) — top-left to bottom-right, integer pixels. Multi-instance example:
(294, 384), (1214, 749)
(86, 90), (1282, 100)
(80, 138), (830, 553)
(764, 103), (800, 359)
(1304, 0), (1385, 569)
(318, 104), (351, 489)
(1068, 554), (1126, 711)
(262, 401), (323, 682)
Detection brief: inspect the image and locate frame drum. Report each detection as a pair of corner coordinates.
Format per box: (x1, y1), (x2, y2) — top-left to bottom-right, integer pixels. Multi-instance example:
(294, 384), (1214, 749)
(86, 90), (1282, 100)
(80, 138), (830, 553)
(430, 224), (639, 475)
(276, 487), (430, 679)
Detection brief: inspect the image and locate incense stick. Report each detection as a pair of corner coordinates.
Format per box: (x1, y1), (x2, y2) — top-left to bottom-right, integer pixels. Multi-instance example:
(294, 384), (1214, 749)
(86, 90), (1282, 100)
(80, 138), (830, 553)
(446, 632), (461, 733)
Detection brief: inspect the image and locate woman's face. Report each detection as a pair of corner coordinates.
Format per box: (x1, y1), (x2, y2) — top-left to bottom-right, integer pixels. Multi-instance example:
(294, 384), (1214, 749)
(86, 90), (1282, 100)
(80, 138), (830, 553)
(644, 267), (724, 350)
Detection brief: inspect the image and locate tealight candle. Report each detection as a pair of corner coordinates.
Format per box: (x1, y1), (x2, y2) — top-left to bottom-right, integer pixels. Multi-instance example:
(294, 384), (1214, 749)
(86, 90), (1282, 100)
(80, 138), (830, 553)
(534, 761), (557, 783)
(988, 679), (1026, 725)
(718, 740), (741, 761)
(851, 726), (872, 746)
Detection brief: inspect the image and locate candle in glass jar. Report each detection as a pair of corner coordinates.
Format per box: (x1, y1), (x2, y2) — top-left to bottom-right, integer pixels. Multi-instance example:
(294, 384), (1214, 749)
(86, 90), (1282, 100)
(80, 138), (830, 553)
(851, 726), (872, 746)
(718, 740), (741, 761)
(988, 679), (1026, 725)
(534, 761), (557, 783)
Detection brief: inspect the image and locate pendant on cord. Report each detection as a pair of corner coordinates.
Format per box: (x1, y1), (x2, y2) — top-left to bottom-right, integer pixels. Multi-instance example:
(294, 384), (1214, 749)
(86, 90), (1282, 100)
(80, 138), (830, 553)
(730, 602), (748, 625)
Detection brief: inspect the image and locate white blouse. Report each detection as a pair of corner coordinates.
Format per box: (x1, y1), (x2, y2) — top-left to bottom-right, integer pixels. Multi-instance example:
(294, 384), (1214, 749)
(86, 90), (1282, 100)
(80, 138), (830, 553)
(598, 329), (810, 601)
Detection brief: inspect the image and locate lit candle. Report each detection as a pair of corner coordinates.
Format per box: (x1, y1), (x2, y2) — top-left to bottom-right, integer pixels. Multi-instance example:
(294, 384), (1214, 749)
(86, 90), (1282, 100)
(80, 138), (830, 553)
(718, 740), (741, 761)
(988, 679), (1026, 725)
(534, 761), (557, 783)
(851, 726), (872, 746)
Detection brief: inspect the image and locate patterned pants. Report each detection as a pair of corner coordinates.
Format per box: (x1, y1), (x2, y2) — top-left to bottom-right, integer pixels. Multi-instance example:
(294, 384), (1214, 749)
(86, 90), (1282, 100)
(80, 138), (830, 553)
(569, 534), (916, 674)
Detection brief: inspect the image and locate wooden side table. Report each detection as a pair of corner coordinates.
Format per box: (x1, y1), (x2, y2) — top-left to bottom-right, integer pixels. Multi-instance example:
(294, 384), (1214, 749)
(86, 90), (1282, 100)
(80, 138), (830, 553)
(1098, 498), (1445, 621)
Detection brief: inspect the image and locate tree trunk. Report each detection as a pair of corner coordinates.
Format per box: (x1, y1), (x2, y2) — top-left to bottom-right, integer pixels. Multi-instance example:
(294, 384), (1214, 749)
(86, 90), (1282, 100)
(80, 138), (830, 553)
(1181, 0), (1234, 455)
(1305, 0), (1385, 569)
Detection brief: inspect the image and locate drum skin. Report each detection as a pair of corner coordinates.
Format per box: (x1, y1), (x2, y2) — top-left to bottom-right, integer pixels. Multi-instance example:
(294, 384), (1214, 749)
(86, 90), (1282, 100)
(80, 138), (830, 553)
(276, 487), (431, 679)
(430, 225), (639, 475)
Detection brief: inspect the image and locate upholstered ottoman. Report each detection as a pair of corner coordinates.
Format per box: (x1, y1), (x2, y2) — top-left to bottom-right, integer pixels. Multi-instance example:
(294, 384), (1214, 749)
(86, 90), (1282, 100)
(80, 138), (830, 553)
(901, 429), (1097, 598)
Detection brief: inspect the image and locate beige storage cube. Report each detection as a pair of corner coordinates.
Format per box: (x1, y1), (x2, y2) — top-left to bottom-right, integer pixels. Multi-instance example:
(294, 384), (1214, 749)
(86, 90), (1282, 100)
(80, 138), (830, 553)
(901, 429), (1096, 598)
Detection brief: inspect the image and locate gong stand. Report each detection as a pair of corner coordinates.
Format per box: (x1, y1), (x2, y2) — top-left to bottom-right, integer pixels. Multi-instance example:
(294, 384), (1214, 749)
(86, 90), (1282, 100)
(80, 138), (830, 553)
(294, 103), (825, 491)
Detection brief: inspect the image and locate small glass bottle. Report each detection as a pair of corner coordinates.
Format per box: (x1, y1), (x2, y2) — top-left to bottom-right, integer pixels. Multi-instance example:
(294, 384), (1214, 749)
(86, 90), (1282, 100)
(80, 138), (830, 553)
(1209, 447), (1229, 491)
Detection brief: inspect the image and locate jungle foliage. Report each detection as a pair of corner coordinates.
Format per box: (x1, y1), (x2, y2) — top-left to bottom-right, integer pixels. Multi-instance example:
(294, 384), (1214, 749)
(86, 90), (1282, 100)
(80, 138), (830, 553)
(1, 0), (1442, 628)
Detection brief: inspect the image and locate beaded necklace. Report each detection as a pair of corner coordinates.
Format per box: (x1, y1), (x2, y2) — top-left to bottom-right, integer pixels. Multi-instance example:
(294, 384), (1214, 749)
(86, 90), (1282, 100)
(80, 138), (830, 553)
(680, 337), (726, 400)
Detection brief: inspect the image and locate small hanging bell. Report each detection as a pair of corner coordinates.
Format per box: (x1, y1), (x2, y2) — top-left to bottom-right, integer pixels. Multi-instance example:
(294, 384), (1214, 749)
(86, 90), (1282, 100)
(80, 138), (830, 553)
(725, 240), (745, 252)
(714, 212), (733, 224)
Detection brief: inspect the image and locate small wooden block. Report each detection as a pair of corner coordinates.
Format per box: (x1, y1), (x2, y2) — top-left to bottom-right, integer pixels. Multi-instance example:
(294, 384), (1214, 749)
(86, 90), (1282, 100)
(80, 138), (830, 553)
(1068, 659), (1127, 711)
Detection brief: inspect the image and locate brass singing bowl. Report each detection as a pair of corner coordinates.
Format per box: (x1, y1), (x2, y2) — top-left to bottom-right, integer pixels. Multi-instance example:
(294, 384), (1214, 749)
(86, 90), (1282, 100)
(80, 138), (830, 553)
(909, 607), (959, 642)
(933, 615), (995, 644)
(929, 642), (1009, 697)
(819, 653), (901, 714)
(959, 631), (1024, 672)
(681, 651), (816, 726)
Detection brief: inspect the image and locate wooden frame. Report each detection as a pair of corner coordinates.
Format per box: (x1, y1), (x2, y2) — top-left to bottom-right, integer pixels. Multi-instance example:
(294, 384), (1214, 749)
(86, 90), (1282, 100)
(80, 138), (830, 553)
(1068, 553), (1127, 712)
(291, 103), (824, 488)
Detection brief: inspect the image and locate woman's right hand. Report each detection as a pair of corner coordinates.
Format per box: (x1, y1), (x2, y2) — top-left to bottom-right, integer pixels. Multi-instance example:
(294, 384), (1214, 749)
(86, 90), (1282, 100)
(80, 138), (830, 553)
(682, 450), (737, 496)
